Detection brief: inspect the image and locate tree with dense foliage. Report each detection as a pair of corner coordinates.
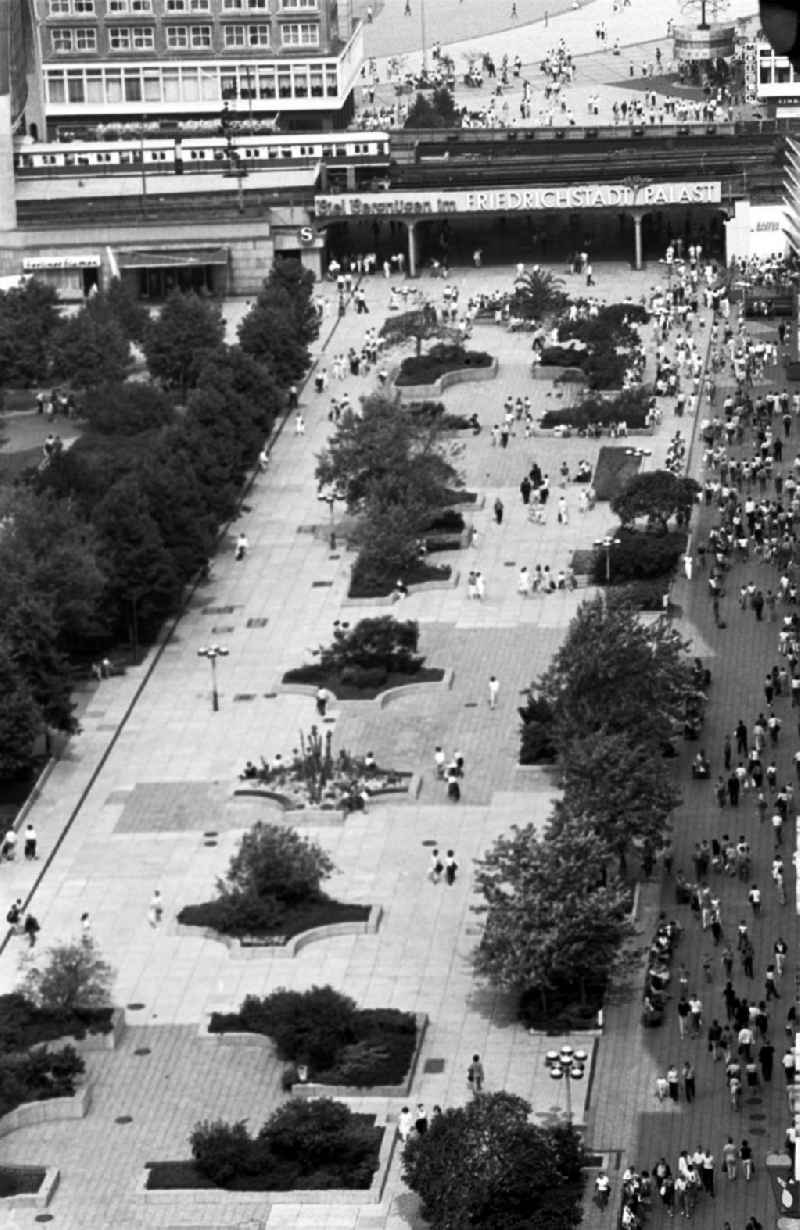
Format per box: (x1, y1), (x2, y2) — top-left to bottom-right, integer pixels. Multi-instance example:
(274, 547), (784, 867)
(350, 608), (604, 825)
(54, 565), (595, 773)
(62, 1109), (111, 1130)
(143, 291), (225, 399)
(98, 277), (151, 344)
(556, 730), (680, 871)
(316, 391), (459, 513)
(612, 470), (701, 530)
(79, 382), (175, 436)
(0, 648), (43, 778)
(473, 820), (632, 1011)
(220, 822), (334, 909)
(0, 278), (60, 386)
(50, 307), (131, 389)
(405, 87), (459, 128)
(264, 259), (320, 348)
(379, 303), (452, 357)
(510, 268), (567, 321)
(319, 616), (422, 675)
(537, 594), (692, 749)
(22, 939), (115, 1014)
(92, 475), (181, 641)
(238, 288), (312, 386)
(403, 1091), (586, 1230)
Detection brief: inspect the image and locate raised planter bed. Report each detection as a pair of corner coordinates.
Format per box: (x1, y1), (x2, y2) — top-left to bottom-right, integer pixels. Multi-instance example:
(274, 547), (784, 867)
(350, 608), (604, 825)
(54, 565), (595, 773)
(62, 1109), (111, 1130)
(394, 356), (498, 401)
(0, 995), (118, 1052)
(0, 1083), (91, 1139)
(31, 1007), (125, 1056)
(279, 672), (453, 709)
(290, 1013), (427, 1099)
(280, 666), (447, 701)
(140, 1117), (397, 1205)
(0, 1165), (59, 1210)
(175, 903), (382, 960)
(344, 567), (458, 607)
(233, 771), (422, 813)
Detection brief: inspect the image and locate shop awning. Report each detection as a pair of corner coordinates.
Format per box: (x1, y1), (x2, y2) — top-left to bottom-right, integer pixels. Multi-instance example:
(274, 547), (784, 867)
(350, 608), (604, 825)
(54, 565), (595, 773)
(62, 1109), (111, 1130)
(116, 247), (229, 270)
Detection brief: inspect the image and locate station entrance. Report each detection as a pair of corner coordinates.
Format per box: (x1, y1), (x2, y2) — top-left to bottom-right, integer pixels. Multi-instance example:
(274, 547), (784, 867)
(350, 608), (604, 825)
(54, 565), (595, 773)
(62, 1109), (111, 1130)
(314, 181), (728, 275)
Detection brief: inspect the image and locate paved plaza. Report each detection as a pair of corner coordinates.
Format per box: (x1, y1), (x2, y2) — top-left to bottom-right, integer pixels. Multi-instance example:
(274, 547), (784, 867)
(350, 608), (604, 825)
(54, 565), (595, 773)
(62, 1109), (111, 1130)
(0, 254), (794, 1230)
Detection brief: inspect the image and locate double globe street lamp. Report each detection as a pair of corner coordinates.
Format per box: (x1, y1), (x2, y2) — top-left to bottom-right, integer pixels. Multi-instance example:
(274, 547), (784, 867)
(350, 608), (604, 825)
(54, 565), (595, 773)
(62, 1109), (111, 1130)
(545, 1046), (588, 1123)
(197, 644), (229, 712)
(594, 535), (621, 584)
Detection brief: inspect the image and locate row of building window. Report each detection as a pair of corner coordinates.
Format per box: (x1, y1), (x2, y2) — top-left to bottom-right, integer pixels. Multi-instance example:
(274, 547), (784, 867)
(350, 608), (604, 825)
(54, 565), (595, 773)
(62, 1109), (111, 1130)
(50, 19), (319, 48)
(45, 58), (339, 103)
(47, 0), (316, 11)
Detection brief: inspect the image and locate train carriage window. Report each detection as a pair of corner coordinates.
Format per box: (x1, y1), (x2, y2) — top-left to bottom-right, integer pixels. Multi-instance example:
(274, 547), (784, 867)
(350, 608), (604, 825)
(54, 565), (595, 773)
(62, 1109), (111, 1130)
(64, 152), (76, 166)
(119, 149), (134, 162)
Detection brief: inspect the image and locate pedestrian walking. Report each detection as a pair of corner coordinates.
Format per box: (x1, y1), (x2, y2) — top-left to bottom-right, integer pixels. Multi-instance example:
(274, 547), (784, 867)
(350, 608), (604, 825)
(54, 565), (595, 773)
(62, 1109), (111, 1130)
(682, 1060), (696, 1102)
(518, 566), (531, 597)
(2, 828), (17, 860)
(493, 497), (504, 525)
(294, 412), (305, 436)
(445, 850), (458, 885)
(722, 1137), (737, 1179)
(467, 1053), (484, 1094)
(23, 824), (37, 860)
(235, 531), (249, 561)
(5, 898), (22, 930)
(397, 1106), (413, 1141)
(428, 849), (443, 884)
(667, 1063), (679, 1101)
(740, 1139), (754, 1180)
(315, 685), (332, 717)
(759, 1039), (775, 1081)
(23, 913), (40, 947)
(488, 675), (500, 709)
(148, 889), (163, 927)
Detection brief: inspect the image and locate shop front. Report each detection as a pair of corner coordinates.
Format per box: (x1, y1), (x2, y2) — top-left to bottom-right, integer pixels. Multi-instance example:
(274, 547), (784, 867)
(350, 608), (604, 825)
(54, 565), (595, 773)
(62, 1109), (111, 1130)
(115, 246), (230, 299)
(21, 252), (101, 299)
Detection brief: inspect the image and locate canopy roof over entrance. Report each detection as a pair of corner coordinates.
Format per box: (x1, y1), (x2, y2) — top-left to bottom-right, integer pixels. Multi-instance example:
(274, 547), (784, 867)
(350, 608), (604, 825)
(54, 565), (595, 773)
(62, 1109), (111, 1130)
(116, 247), (228, 270)
(314, 180), (723, 219)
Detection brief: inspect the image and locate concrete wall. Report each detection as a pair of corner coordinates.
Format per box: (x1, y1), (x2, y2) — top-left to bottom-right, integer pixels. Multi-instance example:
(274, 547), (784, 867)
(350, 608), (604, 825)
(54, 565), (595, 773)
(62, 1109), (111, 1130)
(725, 200), (789, 261)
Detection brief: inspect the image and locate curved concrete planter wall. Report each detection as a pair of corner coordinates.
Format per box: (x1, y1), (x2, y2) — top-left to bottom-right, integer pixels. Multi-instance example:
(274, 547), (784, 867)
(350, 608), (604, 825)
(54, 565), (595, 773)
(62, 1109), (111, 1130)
(32, 1007), (125, 1056)
(0, 1083), (91, 1139)
(279, 671), (454, 711)
(232, 773), (422, 818)
(175, 903), (383, 960)
(0, 1166), (60, 1210)
(343, 569), (460, 608)
(140, 1119), (398, 1205)
(289, 1012), (427, 1098)
(394, 357), (499, 401)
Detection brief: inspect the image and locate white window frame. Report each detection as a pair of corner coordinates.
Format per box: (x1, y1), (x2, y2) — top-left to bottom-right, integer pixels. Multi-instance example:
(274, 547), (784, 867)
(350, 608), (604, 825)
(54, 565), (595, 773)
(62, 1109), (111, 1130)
(74, 26), (97, 48)
(165, 24), (189, 46)
(51, 27), (75, 50)
(74, 0), (96, 14)
(280, 20), (319, 45)
(189, 23), (212, 45)
(223, 23), (245, 45)
(131, 24), (153, 47)
(107, 0), (129, 13)
(280, 0), (317, 8)
(246, 21), (269, 43)
(108, 24), (131, 47)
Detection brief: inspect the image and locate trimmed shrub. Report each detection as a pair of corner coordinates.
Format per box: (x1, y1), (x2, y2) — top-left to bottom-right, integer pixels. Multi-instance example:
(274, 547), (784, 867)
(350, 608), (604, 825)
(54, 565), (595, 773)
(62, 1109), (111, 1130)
(232, 986), (359, 1069)
(0, 1045), (85, 1119)
(349, 556), (450, 599)
(191, 1119), (252, 1185)
(592, 529), (686, 584)
(540, 386), (651, 431)
(618, 578), (670, 610)
(0, 992), (113, 1050)
(318, 616), (422, 676)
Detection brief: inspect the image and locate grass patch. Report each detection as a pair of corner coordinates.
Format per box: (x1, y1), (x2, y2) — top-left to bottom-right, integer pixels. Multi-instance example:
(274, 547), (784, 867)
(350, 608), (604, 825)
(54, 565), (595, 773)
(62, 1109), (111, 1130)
(0, 993), (114, 1050)
(592, 447), (643, 501)
(176, 897), (370, 941)
(282, 664), (444, 699)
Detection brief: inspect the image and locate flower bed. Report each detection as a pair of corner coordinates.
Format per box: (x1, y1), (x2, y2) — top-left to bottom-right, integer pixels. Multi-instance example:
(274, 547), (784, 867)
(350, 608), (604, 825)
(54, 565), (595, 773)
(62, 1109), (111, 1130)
(395, 344), (493, 387)
(176, 897), (371, 941)
(209, 1003), (418, 1089)
(281, 664), (445, 700)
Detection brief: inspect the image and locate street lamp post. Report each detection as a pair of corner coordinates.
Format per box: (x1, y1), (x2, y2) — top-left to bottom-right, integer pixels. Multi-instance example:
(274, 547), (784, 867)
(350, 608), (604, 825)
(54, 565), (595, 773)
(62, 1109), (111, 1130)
(197, 644), (229, 712)
(545, 1046), (588, 1123)
(318, 487), (345, 550)
(594, 536), (621, 584)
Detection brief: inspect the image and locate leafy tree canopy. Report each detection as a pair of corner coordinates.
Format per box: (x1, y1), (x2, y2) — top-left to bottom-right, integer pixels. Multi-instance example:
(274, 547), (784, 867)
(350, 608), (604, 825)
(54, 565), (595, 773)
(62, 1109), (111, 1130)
(380, 303), (453, 357)
(473, 819), (632, 1006)
(0, 278), (60, 387)
(79, 381), (175, 436)
(237, 285), (312, 386)
(557, 729), (680, 870)
(143, 291), (225, 399)
(263, 258), (320, 347)
(611, 469), (700, 531)
(538, 594), (692, 749)
(316, 391), (460, 513)
(404, 87), (459, 129)
(403, 1092), (586, 1230)
(219, 822), (335, 908)
(50, 307), (131, 390)
(22, 938), (115, 1013)
(0, 645), (43, 779)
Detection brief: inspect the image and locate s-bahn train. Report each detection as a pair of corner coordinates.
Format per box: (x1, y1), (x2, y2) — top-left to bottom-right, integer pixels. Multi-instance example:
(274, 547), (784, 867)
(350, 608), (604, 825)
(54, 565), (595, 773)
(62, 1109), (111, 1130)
(13, 129), (391, 176)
